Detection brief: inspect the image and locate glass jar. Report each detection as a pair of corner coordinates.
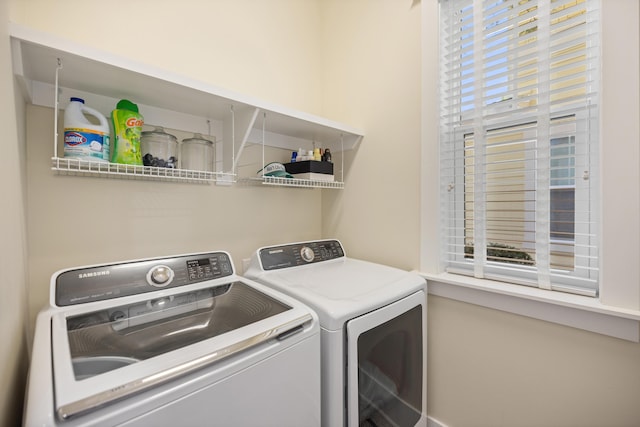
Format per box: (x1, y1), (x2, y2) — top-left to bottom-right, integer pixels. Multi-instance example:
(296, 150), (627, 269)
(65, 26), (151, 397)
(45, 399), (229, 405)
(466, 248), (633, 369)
(140, 126), (178, 168)
(181, 133), (215, 172)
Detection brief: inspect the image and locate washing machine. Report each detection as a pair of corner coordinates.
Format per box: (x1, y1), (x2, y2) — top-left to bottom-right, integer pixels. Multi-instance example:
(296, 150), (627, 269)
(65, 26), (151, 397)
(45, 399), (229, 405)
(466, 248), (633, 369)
(245, 239), (427, 427)
(24, 250), (321, 427)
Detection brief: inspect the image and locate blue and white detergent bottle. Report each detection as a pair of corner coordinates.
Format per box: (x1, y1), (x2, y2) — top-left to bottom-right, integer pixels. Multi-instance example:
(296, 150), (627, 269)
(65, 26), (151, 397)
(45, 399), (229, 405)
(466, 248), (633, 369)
(63, 97), (110, 162)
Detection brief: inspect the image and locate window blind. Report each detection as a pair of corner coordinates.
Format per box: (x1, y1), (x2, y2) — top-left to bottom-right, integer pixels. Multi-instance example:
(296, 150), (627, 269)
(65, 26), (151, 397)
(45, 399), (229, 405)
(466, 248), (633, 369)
(439, 0), (600, 296)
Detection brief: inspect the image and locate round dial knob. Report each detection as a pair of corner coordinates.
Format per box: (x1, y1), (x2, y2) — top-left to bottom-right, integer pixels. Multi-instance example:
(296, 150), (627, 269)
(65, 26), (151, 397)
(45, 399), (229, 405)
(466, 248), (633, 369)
(300, 246), (315, 263)
(149, 265), (173, 286)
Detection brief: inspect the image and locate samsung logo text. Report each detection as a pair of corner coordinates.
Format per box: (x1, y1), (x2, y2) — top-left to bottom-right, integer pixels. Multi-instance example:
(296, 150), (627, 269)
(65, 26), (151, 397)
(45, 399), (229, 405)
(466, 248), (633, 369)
(78, 270), (111, 279)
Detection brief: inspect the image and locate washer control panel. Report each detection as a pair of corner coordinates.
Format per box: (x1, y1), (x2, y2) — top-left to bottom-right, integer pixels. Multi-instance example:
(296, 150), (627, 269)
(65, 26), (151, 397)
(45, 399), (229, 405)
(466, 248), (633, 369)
(55, 252), (234, 306)
(259, 240), (345, 271)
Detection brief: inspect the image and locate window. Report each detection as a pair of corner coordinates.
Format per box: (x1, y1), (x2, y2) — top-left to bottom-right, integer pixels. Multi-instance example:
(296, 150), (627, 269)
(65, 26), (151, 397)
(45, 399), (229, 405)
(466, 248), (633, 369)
(550, 134), (576, 242)
(439, 0), (600, 296)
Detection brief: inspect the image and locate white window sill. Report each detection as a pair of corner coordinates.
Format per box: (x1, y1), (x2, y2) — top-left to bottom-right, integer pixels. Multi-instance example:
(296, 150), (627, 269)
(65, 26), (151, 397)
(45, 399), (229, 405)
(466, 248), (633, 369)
(418, 272), (640, 342)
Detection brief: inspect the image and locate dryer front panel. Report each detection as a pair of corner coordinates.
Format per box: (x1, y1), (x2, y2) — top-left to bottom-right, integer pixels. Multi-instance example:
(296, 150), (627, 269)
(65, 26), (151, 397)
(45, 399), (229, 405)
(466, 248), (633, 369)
(346, 291), (427, 427)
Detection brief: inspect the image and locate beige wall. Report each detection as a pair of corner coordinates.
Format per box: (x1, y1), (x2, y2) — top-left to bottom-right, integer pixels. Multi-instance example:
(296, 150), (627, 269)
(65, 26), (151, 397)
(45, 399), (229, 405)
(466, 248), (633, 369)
(10, 0), (324, 116)
(1, 0), (29, 425)
(428, 295), (640, 427)
(6, 1), (640, 426)
(321, 0), (422, 270)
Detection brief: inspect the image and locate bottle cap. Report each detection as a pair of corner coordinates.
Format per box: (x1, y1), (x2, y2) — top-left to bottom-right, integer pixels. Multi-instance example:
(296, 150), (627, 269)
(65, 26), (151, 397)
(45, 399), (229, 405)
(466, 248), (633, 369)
(116, 99), (139, 113)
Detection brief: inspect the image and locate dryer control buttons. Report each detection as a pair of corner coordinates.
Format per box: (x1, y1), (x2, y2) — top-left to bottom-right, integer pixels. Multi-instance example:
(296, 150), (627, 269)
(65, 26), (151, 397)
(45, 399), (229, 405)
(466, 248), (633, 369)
(148, 265), (174, 287)
(300, 246), (315, 263)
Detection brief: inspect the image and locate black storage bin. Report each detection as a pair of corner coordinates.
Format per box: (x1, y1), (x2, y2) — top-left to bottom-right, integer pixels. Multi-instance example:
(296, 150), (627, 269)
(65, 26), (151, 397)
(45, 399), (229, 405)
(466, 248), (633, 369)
(284, 160), (333, 175)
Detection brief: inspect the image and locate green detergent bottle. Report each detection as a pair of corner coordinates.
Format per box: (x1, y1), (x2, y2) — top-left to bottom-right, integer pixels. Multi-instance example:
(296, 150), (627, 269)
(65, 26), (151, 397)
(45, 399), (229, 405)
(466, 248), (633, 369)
(111, 99), (144, 165)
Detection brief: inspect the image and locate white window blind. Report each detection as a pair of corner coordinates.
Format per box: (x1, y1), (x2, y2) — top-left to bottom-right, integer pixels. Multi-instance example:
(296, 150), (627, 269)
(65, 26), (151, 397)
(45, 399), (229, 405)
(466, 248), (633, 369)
(439, 0), (600, 296)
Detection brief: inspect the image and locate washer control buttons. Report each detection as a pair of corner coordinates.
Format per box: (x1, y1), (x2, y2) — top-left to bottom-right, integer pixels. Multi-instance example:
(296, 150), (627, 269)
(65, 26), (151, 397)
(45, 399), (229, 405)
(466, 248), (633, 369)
(300, 246), (315, 263)
(148, 265), (174, 287)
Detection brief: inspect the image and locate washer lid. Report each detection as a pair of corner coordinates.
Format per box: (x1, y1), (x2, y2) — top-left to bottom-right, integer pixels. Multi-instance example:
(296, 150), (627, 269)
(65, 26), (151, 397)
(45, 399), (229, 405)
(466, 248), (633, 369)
(246, 257), (426, 330)
(50, 278), (316, 421)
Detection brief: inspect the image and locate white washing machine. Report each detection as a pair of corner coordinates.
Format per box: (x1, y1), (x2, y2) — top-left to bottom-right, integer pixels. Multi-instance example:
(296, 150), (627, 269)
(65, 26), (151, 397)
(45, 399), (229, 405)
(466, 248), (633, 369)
(24, 251), (321, 427)
(245, 239), (427, 427)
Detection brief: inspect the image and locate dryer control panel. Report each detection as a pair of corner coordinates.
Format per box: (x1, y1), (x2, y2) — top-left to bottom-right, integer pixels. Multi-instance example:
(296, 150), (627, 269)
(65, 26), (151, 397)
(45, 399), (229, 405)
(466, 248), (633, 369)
(55, 252), (234, 306)
(259, 240), (345, 271)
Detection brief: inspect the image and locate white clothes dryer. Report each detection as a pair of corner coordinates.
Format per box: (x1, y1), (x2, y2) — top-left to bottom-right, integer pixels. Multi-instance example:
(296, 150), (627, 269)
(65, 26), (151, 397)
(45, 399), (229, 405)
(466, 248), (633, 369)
(245, 239), (427, 427)
(24, 251), (321, 427)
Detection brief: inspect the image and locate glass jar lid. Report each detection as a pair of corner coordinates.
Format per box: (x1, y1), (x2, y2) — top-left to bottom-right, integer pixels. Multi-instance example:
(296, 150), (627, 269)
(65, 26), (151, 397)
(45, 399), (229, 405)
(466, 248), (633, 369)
(141, 126), (177, 143)
(182, 133), (215, 145)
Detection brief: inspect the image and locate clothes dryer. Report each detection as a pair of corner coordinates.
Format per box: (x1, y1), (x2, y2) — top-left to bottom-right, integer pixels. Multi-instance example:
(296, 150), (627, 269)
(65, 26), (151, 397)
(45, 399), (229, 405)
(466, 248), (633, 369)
(24, 251), (321, 427)
(245, 239), (427, 427)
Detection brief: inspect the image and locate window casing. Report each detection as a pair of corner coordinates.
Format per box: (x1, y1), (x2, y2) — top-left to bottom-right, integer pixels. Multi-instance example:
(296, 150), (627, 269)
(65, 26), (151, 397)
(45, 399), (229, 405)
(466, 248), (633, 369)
(439, 0), (599, 296)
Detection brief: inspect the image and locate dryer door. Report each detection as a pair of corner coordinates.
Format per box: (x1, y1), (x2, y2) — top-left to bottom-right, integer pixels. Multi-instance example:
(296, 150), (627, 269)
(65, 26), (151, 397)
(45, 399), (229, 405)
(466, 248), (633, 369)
(346, 291), (426, 427)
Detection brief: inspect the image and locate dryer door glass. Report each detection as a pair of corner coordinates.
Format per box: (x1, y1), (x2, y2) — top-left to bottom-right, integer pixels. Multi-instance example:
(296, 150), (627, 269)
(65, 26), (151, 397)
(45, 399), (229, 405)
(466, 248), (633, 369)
(347, 291), (425, 427)
(65, 281), (290, 380)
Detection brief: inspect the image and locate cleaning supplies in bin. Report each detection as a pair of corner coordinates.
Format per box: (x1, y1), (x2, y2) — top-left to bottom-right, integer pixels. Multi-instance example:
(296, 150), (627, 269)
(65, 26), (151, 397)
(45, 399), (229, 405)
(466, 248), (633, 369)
(291, 148), (332, 163)
(322, 148), (332, 163)
(284, 148), (334, 182)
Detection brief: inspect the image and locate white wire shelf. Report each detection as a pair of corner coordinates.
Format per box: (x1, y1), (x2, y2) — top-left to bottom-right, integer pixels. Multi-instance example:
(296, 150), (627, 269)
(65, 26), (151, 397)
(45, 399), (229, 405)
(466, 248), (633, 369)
(51, 157), (234, 184)
(242, 176), (344, 189)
